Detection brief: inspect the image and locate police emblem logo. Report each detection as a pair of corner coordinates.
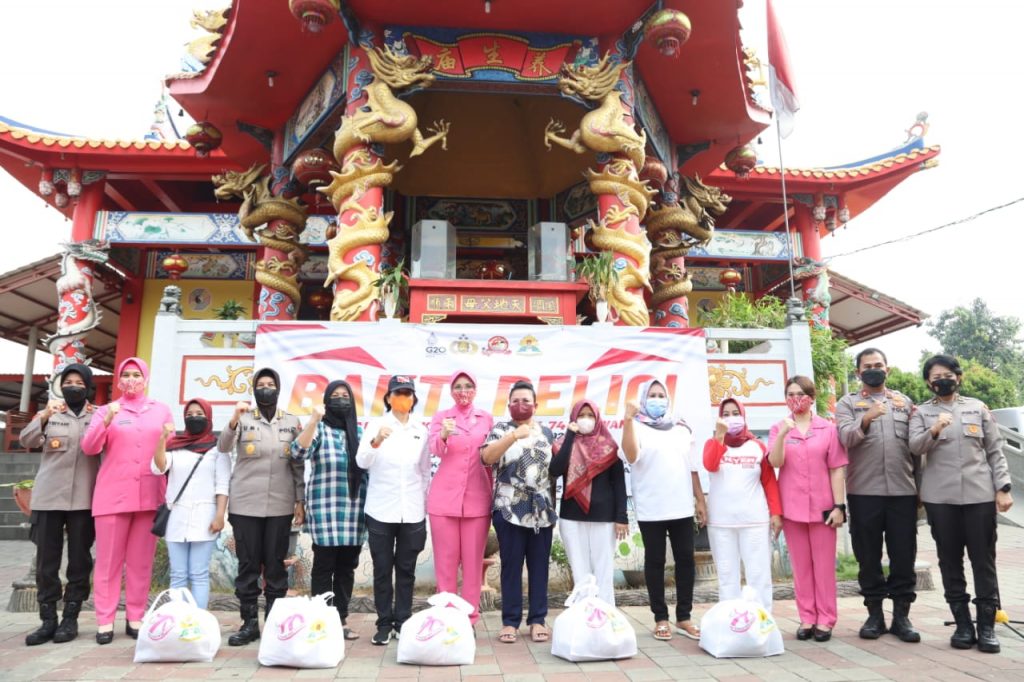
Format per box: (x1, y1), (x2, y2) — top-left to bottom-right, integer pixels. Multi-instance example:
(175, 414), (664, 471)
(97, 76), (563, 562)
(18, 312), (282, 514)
(50, 439), (61, 449)
(246, 443), (256, 455)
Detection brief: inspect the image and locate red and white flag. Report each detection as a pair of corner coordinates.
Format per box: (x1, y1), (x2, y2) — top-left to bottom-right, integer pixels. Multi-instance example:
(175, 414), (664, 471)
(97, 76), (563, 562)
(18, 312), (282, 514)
(767, 0), (800, 138)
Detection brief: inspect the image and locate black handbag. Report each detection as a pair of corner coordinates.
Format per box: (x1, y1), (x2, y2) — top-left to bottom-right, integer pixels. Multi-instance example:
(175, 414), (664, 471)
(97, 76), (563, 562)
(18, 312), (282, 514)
(152, 452), (206, 537)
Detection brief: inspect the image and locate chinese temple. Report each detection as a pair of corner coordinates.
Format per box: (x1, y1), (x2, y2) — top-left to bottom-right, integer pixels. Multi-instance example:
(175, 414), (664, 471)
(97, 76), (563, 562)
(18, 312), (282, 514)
(0, 0), (938, 417)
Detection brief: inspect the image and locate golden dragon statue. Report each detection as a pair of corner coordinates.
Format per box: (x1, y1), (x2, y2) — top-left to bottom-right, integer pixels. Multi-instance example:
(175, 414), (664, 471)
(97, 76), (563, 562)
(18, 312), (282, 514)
(586, 158), (657, 219)
(324, 197), (393, 321)
(185, 6), (231, 66)
(319, 149), (400, 211)
(586, 217), (653, 326)
(333, 46), (451, 162)
(543, 53), (647, 170)
(212, 164), (308, 307)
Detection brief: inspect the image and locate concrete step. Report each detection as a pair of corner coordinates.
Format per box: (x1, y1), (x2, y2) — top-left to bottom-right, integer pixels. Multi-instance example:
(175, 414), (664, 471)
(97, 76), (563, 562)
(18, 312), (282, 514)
(0, 510), (30, 526)
(0, 524), (30, 541)
(0, 452), (42, 464)
(0, 464), (41, 478)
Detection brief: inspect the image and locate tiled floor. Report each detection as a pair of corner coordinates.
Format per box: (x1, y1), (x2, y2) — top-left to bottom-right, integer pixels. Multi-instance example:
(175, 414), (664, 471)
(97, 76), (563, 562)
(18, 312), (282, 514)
(2, 521), (1022, 681)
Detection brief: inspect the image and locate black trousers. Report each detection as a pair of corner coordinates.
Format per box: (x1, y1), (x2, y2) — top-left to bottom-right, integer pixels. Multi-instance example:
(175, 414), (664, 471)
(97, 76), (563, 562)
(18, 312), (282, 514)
(366, 515), (427, 630)
(924, 501), (999, 606)
(493, 511), (553, 627)
(638, 517), (695, 622)
(32, 509), (96, 604)
(848, 494), (918, 603)
(311, 544), (362, 623)
(229, 514), (292, 605)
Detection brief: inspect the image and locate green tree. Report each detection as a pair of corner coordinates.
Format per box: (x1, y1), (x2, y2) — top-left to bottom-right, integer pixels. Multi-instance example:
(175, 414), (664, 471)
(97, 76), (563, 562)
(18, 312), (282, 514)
(884, 366), (931, 404)
(927, 298), (1024, 385)
(959, 359), (1020, 409)
(810, 327), (853, 415)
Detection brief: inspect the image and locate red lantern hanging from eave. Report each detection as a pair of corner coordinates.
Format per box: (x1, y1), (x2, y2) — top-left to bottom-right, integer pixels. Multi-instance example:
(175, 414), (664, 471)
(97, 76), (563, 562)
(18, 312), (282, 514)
(643, 9), (692, 58)
(724, 144), (757, 178)
(184, 122), (222, 157)
(289, 0), (340, 33)
(162, 253), (189, 280)
(719, 267), (743, 292)
(292, 148), (338, 192)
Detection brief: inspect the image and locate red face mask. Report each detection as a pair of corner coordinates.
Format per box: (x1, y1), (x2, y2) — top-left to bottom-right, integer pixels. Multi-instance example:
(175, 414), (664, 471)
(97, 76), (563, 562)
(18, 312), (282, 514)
(786, 394), (814, 415)
(509, 403), (534, 421)
(452, 389), (476, 407)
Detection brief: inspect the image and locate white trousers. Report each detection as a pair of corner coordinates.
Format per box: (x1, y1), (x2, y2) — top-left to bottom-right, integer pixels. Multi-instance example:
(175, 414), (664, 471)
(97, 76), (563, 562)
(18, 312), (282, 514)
(559, 519), (616, 605)
(707, 524), (773, 611)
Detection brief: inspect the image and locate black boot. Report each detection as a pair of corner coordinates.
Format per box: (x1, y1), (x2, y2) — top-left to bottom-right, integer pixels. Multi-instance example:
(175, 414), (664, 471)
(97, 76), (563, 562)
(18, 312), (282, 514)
(52, 601), (82, 643)
(949, 601), (977, 650)
(889, 600), (920, 643)
(265, 596), (277, 622)
(25, 603), (59, 646)
(976, 603), (1001, 654)
(228, 603), (261, 646)
(859, 600), (887, 640)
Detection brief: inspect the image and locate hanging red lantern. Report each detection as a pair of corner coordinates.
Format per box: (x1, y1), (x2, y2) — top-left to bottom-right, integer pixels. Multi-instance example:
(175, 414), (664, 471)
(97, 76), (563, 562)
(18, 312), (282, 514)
(639, 157), (669, 189)
(724, 144), (757, 178)
(289, 0), (340, 33)
(643, 9), (692, 58)
(719, 267), (743, 292)
(162, 253), (189, 280)
(307, 288), (333, 318)
(184, 122), (222, 157)
(292, 149), (338, 191)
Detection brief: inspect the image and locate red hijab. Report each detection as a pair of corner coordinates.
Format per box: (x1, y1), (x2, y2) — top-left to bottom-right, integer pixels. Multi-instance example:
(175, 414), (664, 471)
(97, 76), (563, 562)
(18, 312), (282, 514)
(165, 398), (218, 454)
(720, 398), (760, 449)
(559, 400), (619, 514)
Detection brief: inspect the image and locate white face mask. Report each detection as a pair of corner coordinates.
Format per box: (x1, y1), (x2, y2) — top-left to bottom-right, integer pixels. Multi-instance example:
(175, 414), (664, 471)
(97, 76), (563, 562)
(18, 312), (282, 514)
(577, 417), (596, 435)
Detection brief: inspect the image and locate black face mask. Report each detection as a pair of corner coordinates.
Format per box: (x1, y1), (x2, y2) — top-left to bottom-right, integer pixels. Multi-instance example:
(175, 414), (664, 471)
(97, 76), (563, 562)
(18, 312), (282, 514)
(254, 387), (279, 406)
(61, 385), (87, 410)
(184, 416), (208, 435)
(930, 378), (958, 397)
(326, 397), (353, 416)
(860, 369), (886, 388)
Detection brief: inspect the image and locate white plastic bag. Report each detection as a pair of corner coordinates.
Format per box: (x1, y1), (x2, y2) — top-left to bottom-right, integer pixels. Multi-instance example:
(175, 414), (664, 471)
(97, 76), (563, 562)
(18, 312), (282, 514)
(258, 592), (344, 668)
(699, 585), (784, 658)
(552, 575), (637, 662)
(133, 588), (221, 663)
(397, 592), (476, 666)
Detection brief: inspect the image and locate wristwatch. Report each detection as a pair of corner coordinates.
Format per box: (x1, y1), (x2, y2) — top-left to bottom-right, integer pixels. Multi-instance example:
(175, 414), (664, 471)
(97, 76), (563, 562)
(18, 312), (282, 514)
(1000, 484), (1012, 493)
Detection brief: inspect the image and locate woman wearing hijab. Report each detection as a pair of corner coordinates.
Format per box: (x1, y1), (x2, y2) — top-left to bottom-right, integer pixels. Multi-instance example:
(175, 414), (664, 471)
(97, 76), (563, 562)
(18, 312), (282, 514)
(217, 367), (305, 646)
(549, 399), (627, 606)
(768, 376), (848, 642)
(703, 398), (783, 611)
(21, 364), (99, 645)
(357, 375), (432, 646)
(427, 371), (494, 625)
(81, 357), (173, 644)
(481, 380), (577, 645)
(293, 380), (367, 641)
(151, 398), (231, 609)
(622, 378), (706, 642)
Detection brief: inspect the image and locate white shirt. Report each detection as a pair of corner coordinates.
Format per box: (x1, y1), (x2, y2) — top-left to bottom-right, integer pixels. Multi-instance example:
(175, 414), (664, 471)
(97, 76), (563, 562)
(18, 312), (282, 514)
(356, 412), (431, 524)
(151, 448), (231, 543)
(626, 423), (698, 522)
(707, 440), (770, 527)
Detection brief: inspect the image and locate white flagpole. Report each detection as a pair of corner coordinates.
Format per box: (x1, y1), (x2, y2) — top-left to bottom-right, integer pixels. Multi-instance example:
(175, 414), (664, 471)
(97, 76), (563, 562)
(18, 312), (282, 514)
(775, 118), (799, 301)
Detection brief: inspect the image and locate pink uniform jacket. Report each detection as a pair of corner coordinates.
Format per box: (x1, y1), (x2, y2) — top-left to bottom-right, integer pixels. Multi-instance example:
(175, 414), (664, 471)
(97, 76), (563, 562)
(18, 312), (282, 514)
(427, 403), (494, 518)
(769, 416), (848, 524)
(82, 397), (172, 517)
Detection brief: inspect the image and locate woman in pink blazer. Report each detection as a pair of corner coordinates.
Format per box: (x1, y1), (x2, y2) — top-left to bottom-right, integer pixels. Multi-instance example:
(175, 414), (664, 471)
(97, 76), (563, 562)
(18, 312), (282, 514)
(427, 371), (494, 624)
(81, 357), (172, 644)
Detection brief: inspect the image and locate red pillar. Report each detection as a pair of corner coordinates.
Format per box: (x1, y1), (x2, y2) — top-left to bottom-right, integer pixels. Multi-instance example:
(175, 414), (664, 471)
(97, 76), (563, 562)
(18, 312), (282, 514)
(112, 274), (143, 399)
(71, 181), (104, 242)
(794, 204), (829, 330)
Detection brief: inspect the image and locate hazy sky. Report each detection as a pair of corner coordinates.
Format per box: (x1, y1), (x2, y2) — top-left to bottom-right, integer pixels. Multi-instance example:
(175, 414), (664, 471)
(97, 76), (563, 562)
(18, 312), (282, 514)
(0, 0), (1020, 376)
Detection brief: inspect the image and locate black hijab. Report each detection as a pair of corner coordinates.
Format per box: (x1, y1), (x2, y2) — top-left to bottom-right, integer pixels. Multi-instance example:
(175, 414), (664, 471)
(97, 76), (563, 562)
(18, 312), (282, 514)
(60, 363), (93, 415)
(253, 367), (281, 422)
(322, 379), (364, 497)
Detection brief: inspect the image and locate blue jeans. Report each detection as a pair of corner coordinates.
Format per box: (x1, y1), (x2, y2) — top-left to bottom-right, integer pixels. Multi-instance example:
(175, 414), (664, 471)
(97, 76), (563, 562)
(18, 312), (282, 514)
(493, 511), (552, 627)
(166, 540), (216, 608)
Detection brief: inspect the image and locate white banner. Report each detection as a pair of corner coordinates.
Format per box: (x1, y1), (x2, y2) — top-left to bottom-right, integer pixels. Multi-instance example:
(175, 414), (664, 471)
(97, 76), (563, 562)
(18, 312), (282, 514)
(252, 321), (714, 455)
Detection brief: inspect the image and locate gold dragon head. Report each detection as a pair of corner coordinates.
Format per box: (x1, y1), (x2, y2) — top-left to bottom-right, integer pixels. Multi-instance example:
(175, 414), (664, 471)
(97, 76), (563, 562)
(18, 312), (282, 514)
(366, 46), (437, 90)
(558, 53), (629, 101)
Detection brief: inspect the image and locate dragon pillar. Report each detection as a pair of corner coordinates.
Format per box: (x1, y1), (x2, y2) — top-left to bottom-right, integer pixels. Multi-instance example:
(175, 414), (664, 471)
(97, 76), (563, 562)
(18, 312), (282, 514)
(793, 204), (830, 330)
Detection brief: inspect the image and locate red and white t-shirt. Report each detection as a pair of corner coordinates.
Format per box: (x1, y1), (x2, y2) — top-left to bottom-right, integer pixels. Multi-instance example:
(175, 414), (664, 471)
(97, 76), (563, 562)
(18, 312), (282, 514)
(703, 439), (782, 527)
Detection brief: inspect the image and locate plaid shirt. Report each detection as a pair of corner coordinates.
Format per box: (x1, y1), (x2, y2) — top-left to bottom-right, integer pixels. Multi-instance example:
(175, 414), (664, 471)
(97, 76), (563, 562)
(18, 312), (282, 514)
(292, 422), (367, 547)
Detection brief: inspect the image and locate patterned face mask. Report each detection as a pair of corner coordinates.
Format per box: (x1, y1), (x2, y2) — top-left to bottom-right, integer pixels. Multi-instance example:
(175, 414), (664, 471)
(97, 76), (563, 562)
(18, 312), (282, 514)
(118, 376), (145, 397)
(452, 388), (476, 407)
(786, 394), (814, 415)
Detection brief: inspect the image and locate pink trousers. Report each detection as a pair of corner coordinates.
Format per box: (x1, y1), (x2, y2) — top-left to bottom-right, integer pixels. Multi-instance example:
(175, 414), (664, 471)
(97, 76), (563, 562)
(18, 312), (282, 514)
(429, 514), (490, 624)
(93, 511), (158, 626)
(783, 519), (838, 628)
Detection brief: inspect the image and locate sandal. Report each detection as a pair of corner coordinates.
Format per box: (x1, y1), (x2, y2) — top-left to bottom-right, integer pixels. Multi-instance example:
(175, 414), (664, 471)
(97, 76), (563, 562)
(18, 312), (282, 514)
(498, 626), (518, 643)
(653, 622), (673, 641)
(675, 620), (700, 640)
(529, 623), (550, 643)
(343, 627), (360, 641)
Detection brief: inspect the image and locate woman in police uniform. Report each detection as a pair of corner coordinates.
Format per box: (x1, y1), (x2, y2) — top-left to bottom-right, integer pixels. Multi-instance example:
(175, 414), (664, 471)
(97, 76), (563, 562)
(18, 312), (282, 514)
(909, 354), (1012, 654)
(217, 368), (305, 646)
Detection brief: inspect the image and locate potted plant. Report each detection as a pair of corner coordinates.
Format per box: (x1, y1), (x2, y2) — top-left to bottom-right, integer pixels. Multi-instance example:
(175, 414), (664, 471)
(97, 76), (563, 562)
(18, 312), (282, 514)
(574, 250), (619, 323)
(213, 299), (248, 320)
(617, 530), (645, 588)
(697, 292), (786, 353)
(0, 479), (34, 517)
(373, 259), (410, 320)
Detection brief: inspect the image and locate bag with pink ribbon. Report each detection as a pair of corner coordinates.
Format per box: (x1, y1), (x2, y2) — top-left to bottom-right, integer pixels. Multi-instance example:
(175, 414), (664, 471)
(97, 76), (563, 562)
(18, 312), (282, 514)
(552, 575), (637, 662)
(257, 592), (344, 668)
(397, 592), (476, 666)
(133, 588), (221, 663)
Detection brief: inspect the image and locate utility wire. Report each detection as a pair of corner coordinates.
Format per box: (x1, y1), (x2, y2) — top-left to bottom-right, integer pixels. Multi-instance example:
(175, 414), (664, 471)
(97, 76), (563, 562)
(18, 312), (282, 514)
(827, 196), (1024, 260)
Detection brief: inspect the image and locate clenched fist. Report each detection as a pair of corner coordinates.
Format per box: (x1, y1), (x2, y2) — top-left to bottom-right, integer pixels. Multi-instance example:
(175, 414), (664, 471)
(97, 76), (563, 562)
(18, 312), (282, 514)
(232, 401), (251, 423)
(931, 413), (953, 437)
(513, 423), (532, 440)
(441, 417), (457, 440)
(714, 418), (729, 440)
(624, 401), (640, 420)
(104, 401), (121, 426)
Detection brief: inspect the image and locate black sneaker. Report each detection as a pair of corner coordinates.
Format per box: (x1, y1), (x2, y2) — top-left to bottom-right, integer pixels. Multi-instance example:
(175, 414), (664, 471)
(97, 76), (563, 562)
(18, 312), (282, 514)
(371, 626), (393, 646)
